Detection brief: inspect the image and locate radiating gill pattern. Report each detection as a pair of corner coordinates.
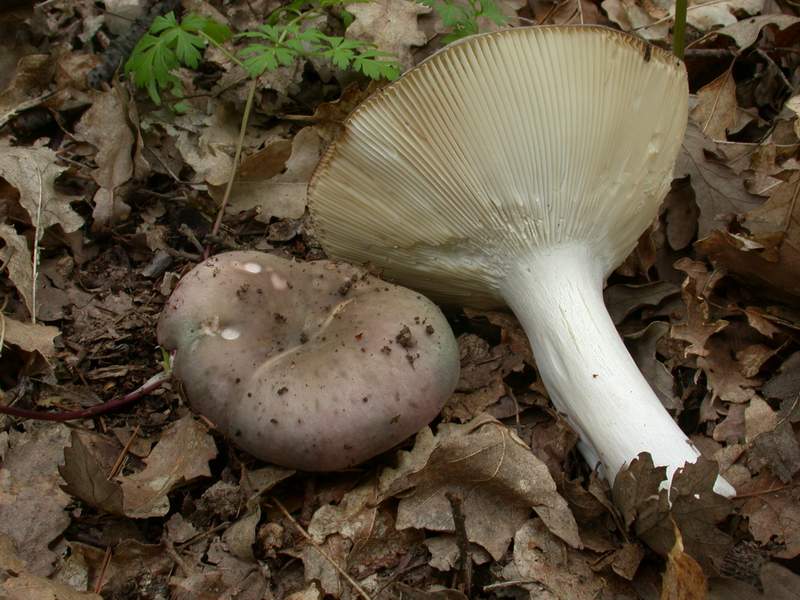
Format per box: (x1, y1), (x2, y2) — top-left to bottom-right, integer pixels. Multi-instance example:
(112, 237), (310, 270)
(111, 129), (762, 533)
(309, 26), (688, 307)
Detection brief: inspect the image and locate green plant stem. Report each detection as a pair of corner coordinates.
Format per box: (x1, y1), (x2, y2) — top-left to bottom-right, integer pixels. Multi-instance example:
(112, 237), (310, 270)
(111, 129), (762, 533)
(673, 0), (688, 59)
(207, 77), (258, 246)
(206, 7), (323, 256)
(199, 31), (245, 68)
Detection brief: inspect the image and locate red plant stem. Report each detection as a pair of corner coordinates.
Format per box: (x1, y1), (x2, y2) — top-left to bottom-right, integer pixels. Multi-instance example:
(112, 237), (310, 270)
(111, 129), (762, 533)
(0, 371), (171, 422)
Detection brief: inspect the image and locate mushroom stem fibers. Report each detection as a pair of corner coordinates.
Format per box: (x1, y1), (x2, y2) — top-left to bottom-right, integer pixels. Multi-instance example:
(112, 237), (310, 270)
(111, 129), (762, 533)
(499, 243), (736, 497)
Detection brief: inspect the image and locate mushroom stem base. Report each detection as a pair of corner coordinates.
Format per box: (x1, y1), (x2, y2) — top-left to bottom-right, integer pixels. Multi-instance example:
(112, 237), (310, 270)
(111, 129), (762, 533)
(499, 243), (735, 497)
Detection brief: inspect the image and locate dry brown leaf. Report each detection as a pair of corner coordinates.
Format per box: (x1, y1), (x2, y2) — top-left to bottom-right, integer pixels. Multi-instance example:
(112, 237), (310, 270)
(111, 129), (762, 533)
(502, 518), (634, 600)
(676, 123), (762, 238)
(378, 414), (581, 560)
(1, 572), (103, 600)
(1, 315), (60, 356)
(713, 15), (800, 49)
(455, 333), (524, 392)
(74, 86), (143, 230)
(697, 174), (800, 297)
(605, 281), (680, 325)
(224, 127), (324, 220)
(626, 322), (681, 411)
(0, 424), (72, 575)
(59, 430), (125, 515)
(601, 0), (670, 40)
(688, 0), (763, 31)
(741, 477), (800, 559)
(661, 525), (707, 600)
(671, 275), (728, 358)
(346, 0), (429, 69)
(0, 54), (53, 124)
(0, 223), (34, 315)
(698, 337), (760, 404)
(118, 415), (216, 518)
(690, 69), (738, 141)
(762, 352), (800, 402)
(68, 540), (173, 596)
(0, 143), (84, 234)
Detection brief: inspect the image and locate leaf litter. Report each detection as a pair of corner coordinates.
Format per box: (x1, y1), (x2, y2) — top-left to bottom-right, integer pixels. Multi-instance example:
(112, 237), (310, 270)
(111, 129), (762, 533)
(1, 0), (800, 598)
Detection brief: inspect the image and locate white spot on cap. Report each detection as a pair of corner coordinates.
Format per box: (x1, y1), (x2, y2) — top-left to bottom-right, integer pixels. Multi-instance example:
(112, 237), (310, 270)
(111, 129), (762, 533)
(221, 327), (241, 340)
(270, 273), (288, 290)
(242, 262), (262, 273)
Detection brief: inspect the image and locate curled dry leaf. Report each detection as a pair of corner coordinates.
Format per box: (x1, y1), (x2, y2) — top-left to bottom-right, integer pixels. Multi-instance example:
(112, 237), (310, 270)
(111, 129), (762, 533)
(378, 414), (581, 560)
(74, 85), (145, 230)
(1, 315), (59, 356)
(605, 281), (680, 325)
(661, 525), (707, 600)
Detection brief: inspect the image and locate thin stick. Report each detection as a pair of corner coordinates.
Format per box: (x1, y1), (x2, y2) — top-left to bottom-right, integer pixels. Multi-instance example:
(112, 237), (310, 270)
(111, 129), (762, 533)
(108, 425), (141, 479)
(31, 167), (44, 324)
(93, 546), (112, 594)
(0, 371), (171, 422)
(272, 497), (373, 600)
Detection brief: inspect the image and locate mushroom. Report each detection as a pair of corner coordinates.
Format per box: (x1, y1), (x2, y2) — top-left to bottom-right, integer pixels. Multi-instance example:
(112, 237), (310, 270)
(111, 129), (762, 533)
(157, 251), (459, 471)
(308, 26), (735, 496)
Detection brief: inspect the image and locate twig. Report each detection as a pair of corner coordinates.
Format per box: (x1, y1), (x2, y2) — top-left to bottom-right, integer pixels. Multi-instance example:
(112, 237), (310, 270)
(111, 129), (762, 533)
(31, 166), (44, 324)
(93, 546), (112, 594)
(272, 497), (374, 600)
(446, 492), (471, 595)
(108, 425), (141, 479)
(0, 370), (171, 421)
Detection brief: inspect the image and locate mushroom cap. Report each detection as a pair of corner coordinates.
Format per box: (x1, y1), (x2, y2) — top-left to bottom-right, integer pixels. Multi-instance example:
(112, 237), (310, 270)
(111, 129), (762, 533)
(308, 26), (688, 307)
(158, 251), (459, 471)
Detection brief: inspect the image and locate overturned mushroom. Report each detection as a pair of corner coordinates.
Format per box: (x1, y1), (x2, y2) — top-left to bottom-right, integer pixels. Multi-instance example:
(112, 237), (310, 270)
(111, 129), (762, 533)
(157, 251), (459, 471)
(308, 26), (735, 495)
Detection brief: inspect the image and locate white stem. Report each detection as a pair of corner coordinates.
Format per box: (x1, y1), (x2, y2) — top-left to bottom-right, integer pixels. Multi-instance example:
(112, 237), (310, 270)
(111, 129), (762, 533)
(499, 243), (735, 497)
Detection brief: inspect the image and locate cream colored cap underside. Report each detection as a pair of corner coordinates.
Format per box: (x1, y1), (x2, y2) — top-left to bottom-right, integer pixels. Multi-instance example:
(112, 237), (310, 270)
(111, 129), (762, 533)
(308, 26), (688, 307)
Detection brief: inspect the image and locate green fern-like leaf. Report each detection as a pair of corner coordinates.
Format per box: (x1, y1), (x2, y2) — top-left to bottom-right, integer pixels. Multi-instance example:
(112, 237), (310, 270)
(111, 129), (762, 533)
(125, 11), (231, 105)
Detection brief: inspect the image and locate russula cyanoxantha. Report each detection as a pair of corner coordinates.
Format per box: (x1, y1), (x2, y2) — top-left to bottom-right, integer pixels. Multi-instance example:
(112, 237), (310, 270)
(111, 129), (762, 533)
(308, 26), (735, 496)
(157, 251), (459, 471)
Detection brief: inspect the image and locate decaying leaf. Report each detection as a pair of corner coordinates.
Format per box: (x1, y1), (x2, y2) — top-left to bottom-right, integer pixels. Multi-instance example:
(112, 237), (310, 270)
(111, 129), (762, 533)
(661, 524), (707, 600)
(0, 424), (72, 575)
(1, 314), (59, 356)
(690, 69), (738, 141)
(698, 336), (760, 403)
(712, 14), (800, 49)
(119, 415), (217, 518)
(625, 322), (681, 411)
(378, 414), (581, 560)
(697, 174), (800, 297)
(224, 126), (324, 220)
(59, 430), (125, 515)
(741, 477), (800, 559)
(502, 518), (636, 600)
(346, 0), (429, 69)
(676, 123), (762, 238)
(0, 143), (84, 235)
(60, 416), (217, 519)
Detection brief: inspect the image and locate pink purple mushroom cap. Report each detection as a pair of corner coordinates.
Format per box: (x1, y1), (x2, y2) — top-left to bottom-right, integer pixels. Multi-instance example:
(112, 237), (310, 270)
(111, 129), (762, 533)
(157, 251), (460, 471)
